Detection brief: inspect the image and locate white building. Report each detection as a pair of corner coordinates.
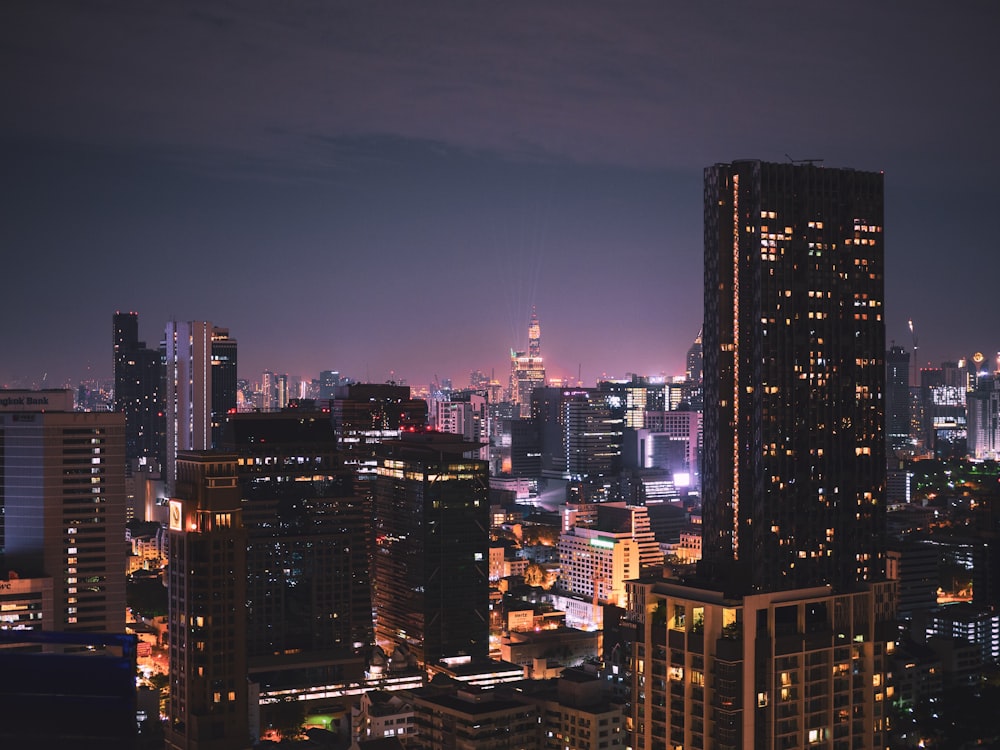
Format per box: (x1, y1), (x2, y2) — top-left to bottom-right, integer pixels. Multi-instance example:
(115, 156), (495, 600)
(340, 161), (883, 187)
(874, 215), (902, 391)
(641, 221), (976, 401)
(557, 526), (639, 608)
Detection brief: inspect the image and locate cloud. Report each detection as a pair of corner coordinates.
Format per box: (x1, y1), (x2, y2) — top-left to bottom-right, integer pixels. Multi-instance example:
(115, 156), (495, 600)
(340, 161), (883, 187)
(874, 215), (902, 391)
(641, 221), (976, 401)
(4, 0), (995, 178)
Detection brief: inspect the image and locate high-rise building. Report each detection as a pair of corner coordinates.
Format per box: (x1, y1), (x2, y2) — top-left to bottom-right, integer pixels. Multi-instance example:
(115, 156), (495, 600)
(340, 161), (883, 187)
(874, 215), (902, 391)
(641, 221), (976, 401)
(686, 328), (703, 383)
(209, 327), (238, 447)
(966, 372), (1000, 460)
(510, 308), (547, 418)
(163, 321), (237, 489)
(331, 383), (427, 487)
(0, 390), (126, 636)
(220, 410), (371, 701)
(318, 370), (341, 400)
(372, 431), (489, 667)
(166, 452), (249, 750)
(113, 311), (163, 464)
(885, 345), (911, 453)
(428, 391), (489, 461)
(532, 387), (623, 482)
(631, 161), (894, 750)
(701, 160), (887, 593)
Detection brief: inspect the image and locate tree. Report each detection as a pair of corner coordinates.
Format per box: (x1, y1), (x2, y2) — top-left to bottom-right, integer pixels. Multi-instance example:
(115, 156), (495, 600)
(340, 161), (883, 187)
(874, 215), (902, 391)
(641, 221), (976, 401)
(267, 697), (305, 741)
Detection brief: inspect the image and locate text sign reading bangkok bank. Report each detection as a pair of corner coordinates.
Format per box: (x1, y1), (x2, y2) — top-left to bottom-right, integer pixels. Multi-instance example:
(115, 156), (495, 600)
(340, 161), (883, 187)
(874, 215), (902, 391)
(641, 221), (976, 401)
(0, 390), (75, 412)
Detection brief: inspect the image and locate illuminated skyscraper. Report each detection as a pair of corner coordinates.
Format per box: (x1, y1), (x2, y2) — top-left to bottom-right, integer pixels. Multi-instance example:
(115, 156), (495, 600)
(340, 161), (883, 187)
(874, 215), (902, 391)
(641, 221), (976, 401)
(631, 161), (894, 750)
(686, 328), (703, 383)
(528, 306), (541, 359)
(701, 160), (887, 593)
(163, 321), (237, 489)
(510, 308), (546, 418)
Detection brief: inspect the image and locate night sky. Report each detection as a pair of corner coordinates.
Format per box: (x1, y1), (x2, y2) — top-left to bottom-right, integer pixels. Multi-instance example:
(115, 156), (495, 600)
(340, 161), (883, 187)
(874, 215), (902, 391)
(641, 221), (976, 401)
(2, 2), (997, 389)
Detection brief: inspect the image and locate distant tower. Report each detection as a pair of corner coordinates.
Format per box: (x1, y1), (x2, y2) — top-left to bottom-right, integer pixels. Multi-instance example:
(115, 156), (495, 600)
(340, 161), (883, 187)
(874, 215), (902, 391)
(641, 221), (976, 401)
(113, 311), (163, 464)
(319, 370), (341, 400)
(209, 327), (238, 447)
(163, 321), (237, 490)
(166, 452), (249, 750)
(528, 306), (541, 359)
(886, 345), (911, 453)
(685, 328), (703, 383)
(510, 310), (546, 418)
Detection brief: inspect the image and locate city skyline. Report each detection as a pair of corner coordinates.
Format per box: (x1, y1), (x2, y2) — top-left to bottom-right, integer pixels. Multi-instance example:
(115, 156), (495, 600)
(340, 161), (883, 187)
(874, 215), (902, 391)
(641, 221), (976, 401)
(3, 2), (999, 387)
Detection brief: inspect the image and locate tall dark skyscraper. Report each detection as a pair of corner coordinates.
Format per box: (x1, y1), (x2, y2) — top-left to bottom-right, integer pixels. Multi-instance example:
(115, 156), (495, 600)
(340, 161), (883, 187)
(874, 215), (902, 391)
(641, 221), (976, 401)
(631, 162), (895, 750)
(113, 311), (163, 464)
(702, 160), (886, 593)
(885, 344), (911, 452)
(372, 431), (489, 667)
(209, 327), (238, 448)
(220, 410), (371, 700)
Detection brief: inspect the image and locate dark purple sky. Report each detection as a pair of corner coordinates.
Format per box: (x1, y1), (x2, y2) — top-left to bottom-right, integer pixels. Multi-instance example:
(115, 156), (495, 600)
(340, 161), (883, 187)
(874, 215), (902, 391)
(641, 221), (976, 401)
(2, 1), (997, 389)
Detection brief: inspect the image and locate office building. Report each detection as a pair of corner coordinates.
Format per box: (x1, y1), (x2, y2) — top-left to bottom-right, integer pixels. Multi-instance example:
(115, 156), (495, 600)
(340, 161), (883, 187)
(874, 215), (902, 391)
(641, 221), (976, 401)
(686, 329), (703, 384)
(701, 160), (887, 593)
(372, 431), (489, 667)
(885, 345), (911, 453)
(113, 311), (163, 465)
(532, 387), (623, 482)
(163, 321), (237, 489)
(331, 383), (427, 487)
(0, 390), (126, 636)
(428, 392), (489, 461)
(318, 370), (341, 400)
(209, 327), (238, 446)
(166, 452), (249, 750)
(966, 372), (1000, 460)
(919, 364), (968, 458)
(220, 410), (371, 701)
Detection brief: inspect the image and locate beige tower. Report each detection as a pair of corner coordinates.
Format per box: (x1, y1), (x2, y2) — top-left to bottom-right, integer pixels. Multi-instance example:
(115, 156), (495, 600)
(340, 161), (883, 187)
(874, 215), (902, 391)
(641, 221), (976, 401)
(166, 452), (249, 750)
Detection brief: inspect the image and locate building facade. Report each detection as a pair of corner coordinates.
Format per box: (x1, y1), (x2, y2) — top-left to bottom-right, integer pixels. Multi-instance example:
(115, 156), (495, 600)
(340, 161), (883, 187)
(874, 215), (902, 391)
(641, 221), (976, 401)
(113, 310), (164, 465)
(372, 432), (489, 667)
(630, 579), (896, 750)
(163, 321), (237, 489)
(702, 160), (887, 592)
(166, 452), (249, 750)
(0, 390), (126, 637)
(885, 345), (911, 453)
(510, 309), (547, 419)
(220, 410), (371, 702)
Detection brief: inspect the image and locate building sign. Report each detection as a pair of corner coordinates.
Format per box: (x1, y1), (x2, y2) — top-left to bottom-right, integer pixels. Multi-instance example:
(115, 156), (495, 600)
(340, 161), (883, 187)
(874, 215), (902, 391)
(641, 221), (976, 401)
(0, 390), (75, 412)
(169, 500), (183, 532)
(589, 537), (615, 550)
